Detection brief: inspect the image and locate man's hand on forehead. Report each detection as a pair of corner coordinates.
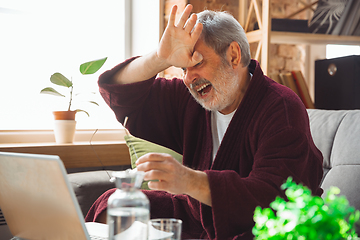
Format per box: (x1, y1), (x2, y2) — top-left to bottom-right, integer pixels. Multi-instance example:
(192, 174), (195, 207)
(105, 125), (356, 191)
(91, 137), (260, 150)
(157, 4), (203, 70)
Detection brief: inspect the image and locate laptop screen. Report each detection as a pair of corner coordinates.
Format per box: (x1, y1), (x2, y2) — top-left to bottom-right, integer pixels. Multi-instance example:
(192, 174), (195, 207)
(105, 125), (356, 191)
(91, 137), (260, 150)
(0, 152), (89, 240)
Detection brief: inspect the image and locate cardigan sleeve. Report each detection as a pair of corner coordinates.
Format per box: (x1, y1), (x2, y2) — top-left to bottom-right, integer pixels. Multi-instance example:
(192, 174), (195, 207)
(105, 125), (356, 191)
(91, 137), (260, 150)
(97, 57), (191, 154)
(97, 57), (155, 125)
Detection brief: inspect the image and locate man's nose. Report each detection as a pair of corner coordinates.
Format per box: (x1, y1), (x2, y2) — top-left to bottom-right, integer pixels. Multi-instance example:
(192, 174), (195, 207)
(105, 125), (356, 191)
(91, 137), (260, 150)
(183, 67), (198, 87)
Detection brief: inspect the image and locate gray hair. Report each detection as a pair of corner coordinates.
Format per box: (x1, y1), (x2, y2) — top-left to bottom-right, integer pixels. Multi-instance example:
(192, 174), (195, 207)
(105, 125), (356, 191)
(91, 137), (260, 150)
(196, 10), (251, 67)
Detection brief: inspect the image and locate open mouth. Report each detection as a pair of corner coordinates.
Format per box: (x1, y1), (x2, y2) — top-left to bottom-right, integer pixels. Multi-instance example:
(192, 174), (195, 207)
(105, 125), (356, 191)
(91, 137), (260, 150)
(195, 82), (212, 96)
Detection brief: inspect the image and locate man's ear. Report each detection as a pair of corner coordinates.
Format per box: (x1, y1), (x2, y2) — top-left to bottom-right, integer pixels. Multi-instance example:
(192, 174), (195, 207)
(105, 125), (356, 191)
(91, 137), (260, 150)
(227, 41), (242, 69)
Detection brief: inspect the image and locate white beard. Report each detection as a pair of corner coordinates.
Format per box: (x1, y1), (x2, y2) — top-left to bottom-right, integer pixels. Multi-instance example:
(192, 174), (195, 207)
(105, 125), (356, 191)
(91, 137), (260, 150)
(189, 63), (240, 112)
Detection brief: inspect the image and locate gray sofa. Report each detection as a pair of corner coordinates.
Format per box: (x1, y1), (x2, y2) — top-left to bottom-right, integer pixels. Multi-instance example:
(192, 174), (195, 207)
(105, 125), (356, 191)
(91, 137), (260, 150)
(68, 170), (116, 217)
(307, 109), (360, 212)
(1, 109), (360, 239)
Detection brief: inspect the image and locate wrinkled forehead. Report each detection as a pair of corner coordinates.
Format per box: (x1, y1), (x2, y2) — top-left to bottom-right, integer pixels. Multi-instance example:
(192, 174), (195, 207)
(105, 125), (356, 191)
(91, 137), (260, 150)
(194, 38), (216, 57)
(193, 39), (229, 68)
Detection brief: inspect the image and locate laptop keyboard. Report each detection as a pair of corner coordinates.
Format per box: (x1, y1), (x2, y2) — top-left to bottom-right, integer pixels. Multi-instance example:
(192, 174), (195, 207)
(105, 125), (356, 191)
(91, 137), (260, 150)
(90, 235), (108, 240)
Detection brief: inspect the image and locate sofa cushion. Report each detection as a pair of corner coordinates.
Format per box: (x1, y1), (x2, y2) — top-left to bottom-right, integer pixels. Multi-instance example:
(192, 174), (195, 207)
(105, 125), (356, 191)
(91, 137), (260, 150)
(324, 110), (360, 213)
(307, 109), (349, 180)
(68, 170), (115, 217)
(321, 165), (360, 213)
(124, 135), (183, 169)
(307, 109), (360, 217)
(124, 134), (183, 190)
(331, 110), (360, 167)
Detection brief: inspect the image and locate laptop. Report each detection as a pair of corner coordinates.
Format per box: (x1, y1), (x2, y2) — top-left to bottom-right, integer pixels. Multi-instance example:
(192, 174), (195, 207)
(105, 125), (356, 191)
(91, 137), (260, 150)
(0, 152), (108, 240)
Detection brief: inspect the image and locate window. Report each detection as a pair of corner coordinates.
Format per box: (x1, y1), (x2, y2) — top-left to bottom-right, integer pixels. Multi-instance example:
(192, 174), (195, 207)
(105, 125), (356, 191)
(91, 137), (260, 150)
(326, 44), (360, 59)
(0, 0), (160, 131)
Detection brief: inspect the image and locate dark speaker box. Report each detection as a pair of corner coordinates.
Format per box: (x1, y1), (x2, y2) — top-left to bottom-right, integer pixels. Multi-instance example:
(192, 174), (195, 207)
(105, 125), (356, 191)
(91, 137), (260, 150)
(315, 55), (360, 110)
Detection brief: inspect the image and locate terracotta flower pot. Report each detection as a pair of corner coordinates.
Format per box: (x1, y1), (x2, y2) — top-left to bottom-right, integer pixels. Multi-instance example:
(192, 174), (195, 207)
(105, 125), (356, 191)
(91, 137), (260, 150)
(52, 111), (77, 144)
(53, 110), (77, 120)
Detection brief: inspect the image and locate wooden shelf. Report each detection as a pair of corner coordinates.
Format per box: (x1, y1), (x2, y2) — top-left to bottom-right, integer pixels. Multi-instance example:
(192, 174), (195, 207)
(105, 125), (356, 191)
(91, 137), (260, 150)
(239, 0), (360, 102)
(241, 0), (360, 75)
(0, 141), (131, 169)
(247, 30), (360, 46)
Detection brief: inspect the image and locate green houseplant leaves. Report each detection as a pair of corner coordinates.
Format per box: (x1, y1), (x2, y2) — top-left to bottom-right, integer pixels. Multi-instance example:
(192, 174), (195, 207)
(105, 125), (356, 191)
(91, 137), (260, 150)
(253, 177), (360, 240)
(40, 87), (65, 97)
(50, 72), (73, 87)
(80, 57), (108, 75)
(40, 57), (107, 115)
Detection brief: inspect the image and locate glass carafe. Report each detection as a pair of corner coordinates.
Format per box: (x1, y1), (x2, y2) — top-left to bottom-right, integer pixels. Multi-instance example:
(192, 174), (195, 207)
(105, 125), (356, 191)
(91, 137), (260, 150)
(107, 170), (149, 240)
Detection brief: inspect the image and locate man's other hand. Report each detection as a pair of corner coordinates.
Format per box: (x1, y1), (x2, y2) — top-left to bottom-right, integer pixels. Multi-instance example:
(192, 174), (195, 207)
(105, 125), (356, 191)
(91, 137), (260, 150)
(135, 152), (212, 206)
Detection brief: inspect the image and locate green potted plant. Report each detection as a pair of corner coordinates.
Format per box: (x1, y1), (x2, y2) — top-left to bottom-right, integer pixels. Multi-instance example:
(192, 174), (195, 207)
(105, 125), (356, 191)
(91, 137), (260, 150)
(253, 177), (360, 240)
(40, 57), (107, 143)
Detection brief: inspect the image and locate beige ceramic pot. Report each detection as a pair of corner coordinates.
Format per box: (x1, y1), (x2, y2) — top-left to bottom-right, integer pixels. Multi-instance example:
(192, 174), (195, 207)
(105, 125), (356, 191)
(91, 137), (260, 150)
(53, 111), (77, 144)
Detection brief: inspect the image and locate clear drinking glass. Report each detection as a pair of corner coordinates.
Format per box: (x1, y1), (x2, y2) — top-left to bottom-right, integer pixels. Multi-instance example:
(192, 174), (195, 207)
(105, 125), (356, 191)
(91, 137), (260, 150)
(149, 218), (182, 240)
(107, 170), (149, 240)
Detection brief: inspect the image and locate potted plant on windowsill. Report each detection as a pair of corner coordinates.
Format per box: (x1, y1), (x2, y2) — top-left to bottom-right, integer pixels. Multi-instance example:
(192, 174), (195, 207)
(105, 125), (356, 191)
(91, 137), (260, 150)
(253, 177), (359, 240)
(40, 57), (107, 144)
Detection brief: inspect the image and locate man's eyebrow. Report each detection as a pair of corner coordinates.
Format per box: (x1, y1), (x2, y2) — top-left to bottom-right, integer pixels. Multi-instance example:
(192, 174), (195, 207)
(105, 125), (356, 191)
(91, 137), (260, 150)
(182, 60), (203, 72)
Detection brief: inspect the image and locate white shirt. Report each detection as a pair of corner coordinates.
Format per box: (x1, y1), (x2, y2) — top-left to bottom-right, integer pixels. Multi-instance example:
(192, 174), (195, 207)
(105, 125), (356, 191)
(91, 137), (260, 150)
(211, 110), (236, 161)
(210, 73), (252, 161)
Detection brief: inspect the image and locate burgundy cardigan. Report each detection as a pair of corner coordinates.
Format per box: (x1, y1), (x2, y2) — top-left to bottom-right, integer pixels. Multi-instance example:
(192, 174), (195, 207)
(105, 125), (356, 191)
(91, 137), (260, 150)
(85, 59), (323, 240)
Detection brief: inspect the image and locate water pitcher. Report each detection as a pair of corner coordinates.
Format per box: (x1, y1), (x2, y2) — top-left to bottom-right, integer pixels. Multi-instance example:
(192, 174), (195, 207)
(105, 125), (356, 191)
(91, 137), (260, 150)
(107, 170), (149, 240)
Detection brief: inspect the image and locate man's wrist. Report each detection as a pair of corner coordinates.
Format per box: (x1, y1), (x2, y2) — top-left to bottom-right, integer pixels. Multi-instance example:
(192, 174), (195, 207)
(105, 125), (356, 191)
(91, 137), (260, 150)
(187, 169), (212, 206)
(152, 50), (172, 71)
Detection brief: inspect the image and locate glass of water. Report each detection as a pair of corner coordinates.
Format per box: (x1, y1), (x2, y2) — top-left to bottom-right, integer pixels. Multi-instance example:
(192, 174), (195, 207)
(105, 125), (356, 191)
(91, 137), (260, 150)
(148, 218), (182, 240)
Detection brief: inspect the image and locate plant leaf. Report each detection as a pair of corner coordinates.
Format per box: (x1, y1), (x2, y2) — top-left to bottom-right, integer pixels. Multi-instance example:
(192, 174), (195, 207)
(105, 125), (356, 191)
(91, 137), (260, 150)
(88, 101), (99, 106)
(40, 87), (65, 97)
(79, 57), (107, 75)
(50, 73), (72, 87)
(75, 109), (90, 117)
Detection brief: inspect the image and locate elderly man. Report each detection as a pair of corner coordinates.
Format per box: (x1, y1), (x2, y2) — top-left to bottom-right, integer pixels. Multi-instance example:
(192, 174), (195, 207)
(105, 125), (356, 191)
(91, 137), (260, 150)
(86, 4), (323, 239)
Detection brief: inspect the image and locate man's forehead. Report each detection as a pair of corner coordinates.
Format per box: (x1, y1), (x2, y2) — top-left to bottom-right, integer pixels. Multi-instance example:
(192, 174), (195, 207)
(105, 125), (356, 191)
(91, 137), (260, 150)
(194, 38), (208, 50)
(194, 39), (218, 58)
